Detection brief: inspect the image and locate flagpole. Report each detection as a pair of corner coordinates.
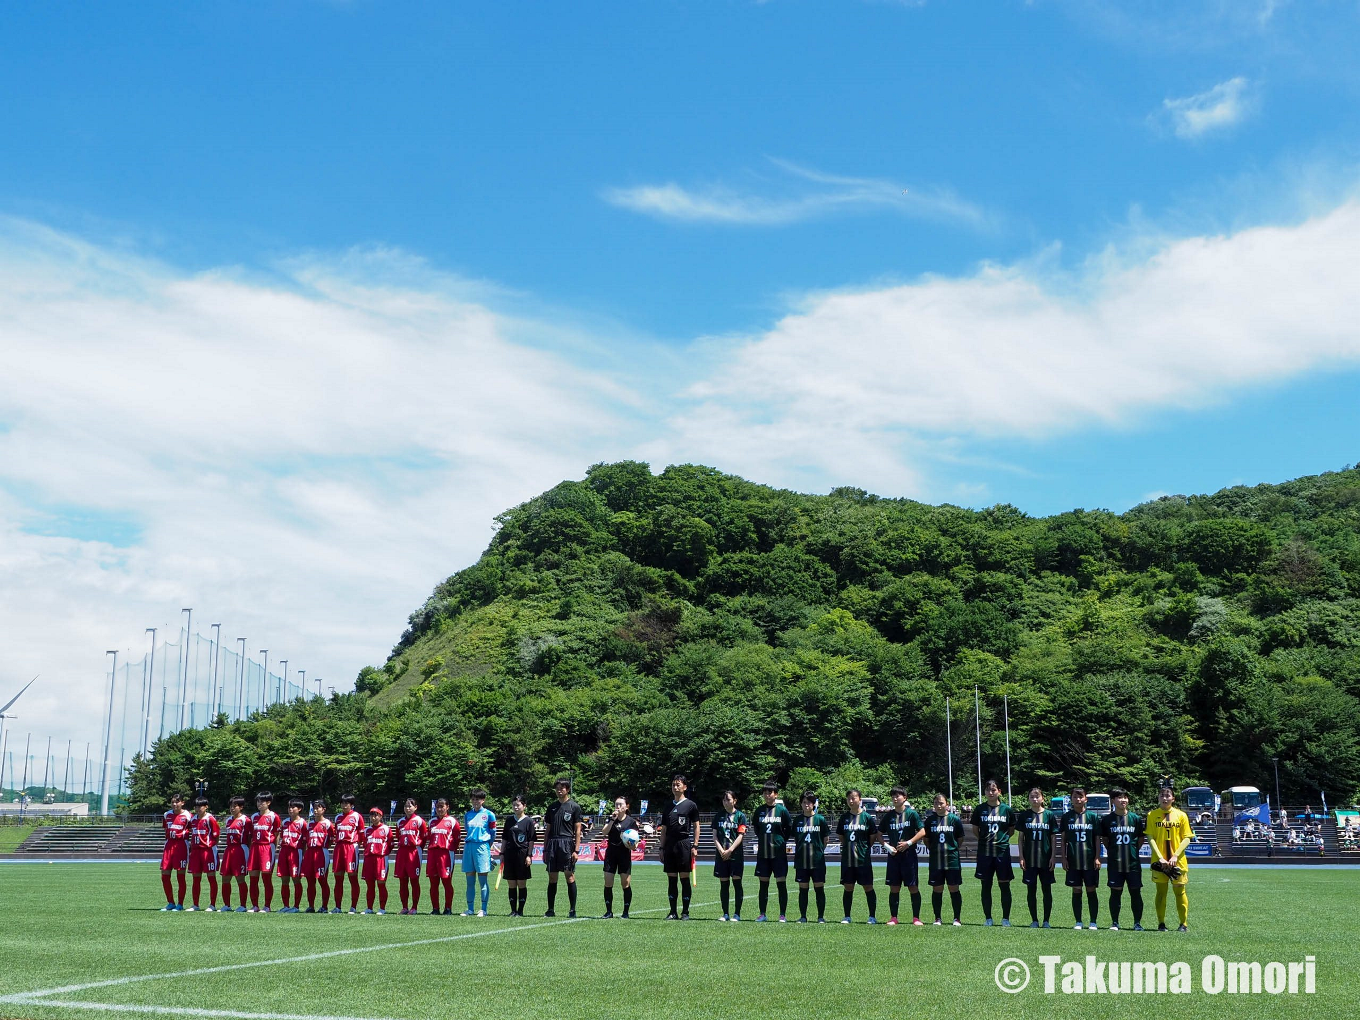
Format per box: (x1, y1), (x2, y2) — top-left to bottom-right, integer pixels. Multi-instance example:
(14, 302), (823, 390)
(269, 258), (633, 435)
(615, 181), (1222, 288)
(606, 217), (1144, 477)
(945, 697), (953, 809)
(974, 685), (983, 804)
(1004, 694), (1012, 806)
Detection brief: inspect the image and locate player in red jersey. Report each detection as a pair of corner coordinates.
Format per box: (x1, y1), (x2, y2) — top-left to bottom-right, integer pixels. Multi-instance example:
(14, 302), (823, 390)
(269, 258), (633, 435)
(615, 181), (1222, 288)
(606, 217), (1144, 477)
(332, 793), (364, 913)
(219, 796), (250, 911)
(276, 799), (308, 912)
(247, 791), (282, 911)
(159, 794), (191, 910)
(186, 797), (221, 911)
(426, 798), (460, 915)
(302, 799), (335, 913)
(394, 798), (428, 914)
(362, 807), (395, 913)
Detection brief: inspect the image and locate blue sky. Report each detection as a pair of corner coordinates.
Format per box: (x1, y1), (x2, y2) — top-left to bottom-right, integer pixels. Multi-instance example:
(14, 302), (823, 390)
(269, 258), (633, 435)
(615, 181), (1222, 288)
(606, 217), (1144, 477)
(3, 0), (1360, 745)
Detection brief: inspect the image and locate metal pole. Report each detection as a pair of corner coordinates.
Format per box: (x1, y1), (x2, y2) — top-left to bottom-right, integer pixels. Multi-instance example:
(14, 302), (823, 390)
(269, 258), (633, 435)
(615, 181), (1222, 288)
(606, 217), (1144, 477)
(299, 670), (306, 699)
(315, 679), (323, 699)
(945, 697), (953, 810)
(21, 732), (31, 798)
(1004, 695), (1012, 807)
(83, 742), (90, 800)
(210, 624), (222, 719)
(974, 685), (983, 804)
(236, 638), (247, 717)
(143, 629), (156, 756)
(280, 660), (288, 703)
(42, 736), (51, 800)
(0, 726), (7, 799)
(179, 608), (192, 730)
(63, 738), (73, 798)
(260, 650), (269, 710)
(102, 650), (118, 816)
(1272, 757), (1282, 823)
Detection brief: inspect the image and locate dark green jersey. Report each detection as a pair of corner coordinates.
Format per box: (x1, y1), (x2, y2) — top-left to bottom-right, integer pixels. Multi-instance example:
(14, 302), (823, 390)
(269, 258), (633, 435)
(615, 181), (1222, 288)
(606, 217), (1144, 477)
(1100, 811), (1144, 873)
(1060, 809), (1102, 869)
(713, 809), (748, 856)
(972, 802), (1016, 858)
(880, 807), (924, 848)
(752, 803), (794, 858)
(925, 812), (963, 870)
(1016, 808), (1057, 869)
(836, 810), (877, 867)
(794, 812), (830, 869)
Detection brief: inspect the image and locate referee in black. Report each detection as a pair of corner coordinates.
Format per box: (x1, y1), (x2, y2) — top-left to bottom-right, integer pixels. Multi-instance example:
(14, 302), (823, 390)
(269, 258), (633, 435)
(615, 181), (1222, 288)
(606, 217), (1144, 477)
(657, 774), (700, 919)
(542, 777), (583, 917)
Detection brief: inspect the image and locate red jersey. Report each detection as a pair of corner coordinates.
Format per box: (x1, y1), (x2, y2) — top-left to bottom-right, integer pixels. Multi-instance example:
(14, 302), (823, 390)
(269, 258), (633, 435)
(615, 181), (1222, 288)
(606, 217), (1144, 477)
(428, 815), (460, 851)
(279, 816), (308, 850)
(251, 810), (282, 847)
(306, 817), (336, 849)
(224, 814), (249, 847)
(335, 809), (365, 846)
(365, 822), (394, 858)
(191, 813), (220, 849)
(397, 814), (428, 850)
(162, 809), (192, 846)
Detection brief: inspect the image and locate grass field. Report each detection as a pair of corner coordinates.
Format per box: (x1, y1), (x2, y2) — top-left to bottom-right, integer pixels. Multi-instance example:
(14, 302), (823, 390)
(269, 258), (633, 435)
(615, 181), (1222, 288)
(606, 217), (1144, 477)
(1, 863), (1356, 1020)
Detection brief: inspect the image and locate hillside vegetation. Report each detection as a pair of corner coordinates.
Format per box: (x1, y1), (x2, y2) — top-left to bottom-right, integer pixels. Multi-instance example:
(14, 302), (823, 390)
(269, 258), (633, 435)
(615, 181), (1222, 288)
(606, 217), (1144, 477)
(130, 462), (1360, 812)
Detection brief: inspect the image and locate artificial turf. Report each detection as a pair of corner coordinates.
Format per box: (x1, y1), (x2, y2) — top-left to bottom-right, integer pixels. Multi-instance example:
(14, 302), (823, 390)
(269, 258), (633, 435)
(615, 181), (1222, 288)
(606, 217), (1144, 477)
(0, 863), (1356, 1020)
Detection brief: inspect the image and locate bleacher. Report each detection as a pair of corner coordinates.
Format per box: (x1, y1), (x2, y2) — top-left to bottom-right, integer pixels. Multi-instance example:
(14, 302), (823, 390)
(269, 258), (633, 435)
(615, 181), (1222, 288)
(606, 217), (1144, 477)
(15, 824), (124, 854)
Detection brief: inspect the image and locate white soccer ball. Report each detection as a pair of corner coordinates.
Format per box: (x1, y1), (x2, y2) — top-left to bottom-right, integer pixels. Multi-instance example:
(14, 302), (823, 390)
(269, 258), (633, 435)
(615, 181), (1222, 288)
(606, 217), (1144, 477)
(620, 828), (641, 848)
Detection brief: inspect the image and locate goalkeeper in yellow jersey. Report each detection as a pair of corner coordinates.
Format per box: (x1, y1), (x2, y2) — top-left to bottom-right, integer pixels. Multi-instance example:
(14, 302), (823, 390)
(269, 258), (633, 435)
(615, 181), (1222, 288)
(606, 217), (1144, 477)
(1145, 784), (1192, 931)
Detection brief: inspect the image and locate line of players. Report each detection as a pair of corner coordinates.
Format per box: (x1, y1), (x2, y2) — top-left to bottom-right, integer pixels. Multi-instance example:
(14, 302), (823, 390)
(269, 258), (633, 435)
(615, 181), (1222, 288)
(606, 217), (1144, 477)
(156, 773), (1194, 930)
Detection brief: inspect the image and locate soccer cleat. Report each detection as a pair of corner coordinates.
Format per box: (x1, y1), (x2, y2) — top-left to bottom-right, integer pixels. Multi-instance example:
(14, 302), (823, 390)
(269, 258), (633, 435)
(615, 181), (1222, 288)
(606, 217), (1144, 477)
(462, 910), (475, 916)
(347, 908), (357, 914)
(731, 914), (740, 922)
(543, 909), (555, 917)
(680, 912), (690, 920)
(206, 906), (216, 912)
(756, 913), (767, 922)
(867, 917), (878, 925)
(912, 918), (923, 926)
(817, 917), (827, 923)
(797, 917), (808, 923)
(161, 903), (175, 911)
(1088, 922), (1097, 930)
(933, 919), (942, 925)
(1133, 924), (1144, 931)
(1001, 919), (1011, 927)
(1157, 923), (1167, 931)
(665, 913), (679, 921)
(363, 909), (374, 914)
(1177, 925), (1187, 932)
(952, 918), (962, 926)
(1109, 923), (1119, 931)
(248, 907), (258, 913)
(718, 913), (728, 922)
(236, 906), (248, 913)
(887, 917), (898, 925)
(841, 917), (852, 924)
(262, 907), (271, 913)
(443, 908), (452, 915)
(375, 909), (385, 915)
(304, 908), (315, 914)
(984, 918), (994, 926)
(567, 910), (575, 918)
(1073, 923), (1083, 930)
(184, 906), (197, 912)
(621, 910), (630, 919)
(330, 907), (341, 914)
(1030, 921), (1040, 928)
(478, 910), (487, 917)
(1042, 921), (1051, 928)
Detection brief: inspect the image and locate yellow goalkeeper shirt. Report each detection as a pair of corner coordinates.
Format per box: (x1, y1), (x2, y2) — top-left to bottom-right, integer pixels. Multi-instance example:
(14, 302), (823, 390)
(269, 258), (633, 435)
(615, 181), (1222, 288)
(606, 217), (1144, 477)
(1145, 806), (1193, 872)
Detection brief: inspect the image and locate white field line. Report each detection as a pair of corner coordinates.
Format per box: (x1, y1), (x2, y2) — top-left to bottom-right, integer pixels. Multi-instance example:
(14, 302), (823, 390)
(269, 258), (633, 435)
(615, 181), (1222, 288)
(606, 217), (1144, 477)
(0, 900), (719, 1015)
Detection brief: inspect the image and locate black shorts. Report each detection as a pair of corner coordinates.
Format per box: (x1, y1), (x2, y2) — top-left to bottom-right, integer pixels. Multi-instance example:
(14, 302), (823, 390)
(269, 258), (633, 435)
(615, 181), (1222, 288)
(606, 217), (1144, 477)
(601, 846), (632, 876)
(661, 840), (693, 874)
(885, 853), (919, 888)
(1022, 866), (1055, 887)
(542, 839), (575, 874)
(795, 864), (826, 885)
(928, 866), (963, 887)
(501, 854), (532, 882)
(754, 856), (788, 880)
(1064, 866), (1100, 888)
(839, 863), (873, 886)
(713, 855), (745, 879)
(1106, 868), (1142, 889)
(974, 856), (1014, 882)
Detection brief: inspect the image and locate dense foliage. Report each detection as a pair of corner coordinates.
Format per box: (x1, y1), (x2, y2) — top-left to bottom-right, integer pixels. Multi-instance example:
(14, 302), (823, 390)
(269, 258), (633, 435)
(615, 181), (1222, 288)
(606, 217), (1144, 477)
(130, 462), (1360, 814)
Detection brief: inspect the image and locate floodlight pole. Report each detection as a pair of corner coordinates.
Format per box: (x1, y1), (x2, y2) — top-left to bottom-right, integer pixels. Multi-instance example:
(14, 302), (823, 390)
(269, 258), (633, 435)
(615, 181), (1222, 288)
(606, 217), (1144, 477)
(101, 651), (118, 816)
(142, 629), (156, 756)
(179, 608), (192, 731)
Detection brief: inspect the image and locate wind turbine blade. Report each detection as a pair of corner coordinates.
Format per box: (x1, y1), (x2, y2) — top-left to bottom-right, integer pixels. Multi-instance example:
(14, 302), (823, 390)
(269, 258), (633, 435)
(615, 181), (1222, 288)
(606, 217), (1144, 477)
(0, 675), (38, 717)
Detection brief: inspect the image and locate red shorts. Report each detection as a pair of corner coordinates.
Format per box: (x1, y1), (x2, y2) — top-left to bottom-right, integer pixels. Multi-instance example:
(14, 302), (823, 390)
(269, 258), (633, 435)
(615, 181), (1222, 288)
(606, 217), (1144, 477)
(276, 849), (302, 877)
(221, 845), (248, 878)
(247, 844), (274, 873)
(334, 844), (359, 874)
(361, 853), (388, 882)
(395, 848), (421, 879)
(160, 842), (188, 871)
(426, 848), (453, 880)
(187, 847), (217, 874)
(301, 849), (329, 878)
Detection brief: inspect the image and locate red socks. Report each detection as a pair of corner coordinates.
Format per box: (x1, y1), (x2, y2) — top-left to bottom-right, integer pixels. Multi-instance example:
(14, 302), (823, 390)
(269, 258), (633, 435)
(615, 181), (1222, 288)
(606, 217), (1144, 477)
(263, 874), (274, 909)
(176, 872), (186, 906)
(161, 873), (174, 904)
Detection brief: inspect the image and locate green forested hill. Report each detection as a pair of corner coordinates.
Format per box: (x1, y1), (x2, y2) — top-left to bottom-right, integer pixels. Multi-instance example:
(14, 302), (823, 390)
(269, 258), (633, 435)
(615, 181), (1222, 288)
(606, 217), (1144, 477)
(130, 462), (1360, 813)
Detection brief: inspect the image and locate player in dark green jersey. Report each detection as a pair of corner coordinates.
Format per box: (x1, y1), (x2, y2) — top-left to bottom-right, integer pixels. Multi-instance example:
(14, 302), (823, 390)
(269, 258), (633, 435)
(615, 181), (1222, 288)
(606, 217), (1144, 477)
(794, 791), (830, 922)
(925, 793), (965, 925)
(972, 778), (1016, 927)
(1015, 786), (1057, 927)
(881, 785), (926, 925)
(1100, 788), (1146, 930)
(1059, 785), (1103, 929)
(751, 781), (794, 921)
(712, 789), (748, 921)
(836, 788), (879, 924)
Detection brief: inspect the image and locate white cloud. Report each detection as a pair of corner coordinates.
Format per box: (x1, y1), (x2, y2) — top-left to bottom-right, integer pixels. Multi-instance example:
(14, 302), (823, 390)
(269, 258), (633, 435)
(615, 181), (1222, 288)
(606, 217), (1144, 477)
(602, 159), (991, 229)
(1160, 77), (1256, 138)
(0, 218), (645, 756)
(656, 198), (1360, 495)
